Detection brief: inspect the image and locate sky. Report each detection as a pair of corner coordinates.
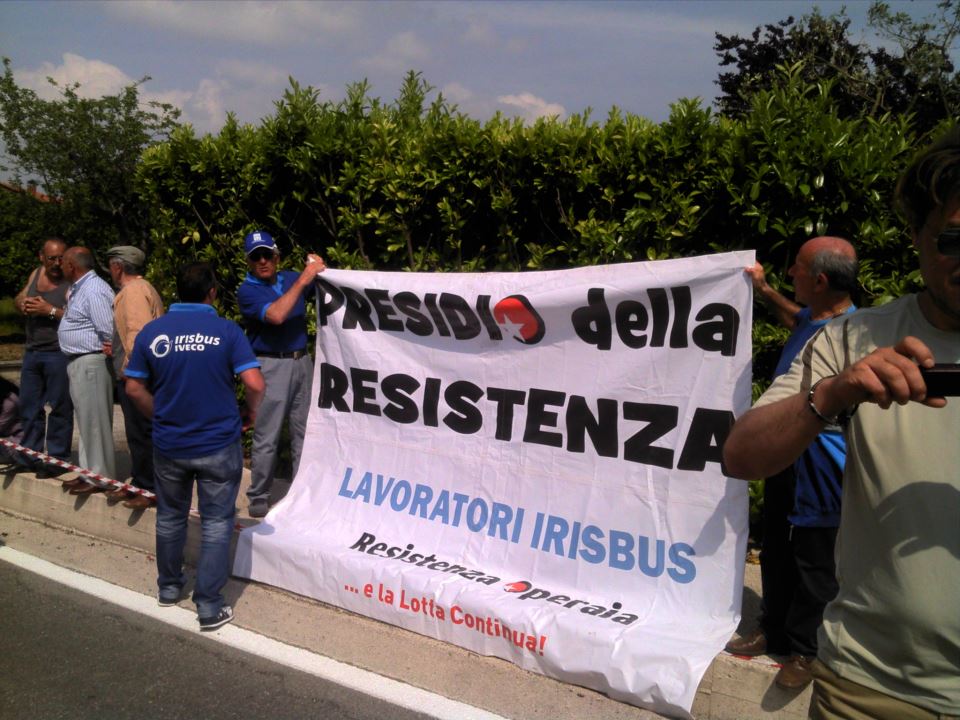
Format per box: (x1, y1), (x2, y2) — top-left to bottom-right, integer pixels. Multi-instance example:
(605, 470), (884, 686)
(0, 0), (948, 135)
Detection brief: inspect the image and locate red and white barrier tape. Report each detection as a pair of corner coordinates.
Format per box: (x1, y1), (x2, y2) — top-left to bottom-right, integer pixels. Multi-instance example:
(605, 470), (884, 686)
(0, 436), (156, 500)
(0, 436), (257, 528)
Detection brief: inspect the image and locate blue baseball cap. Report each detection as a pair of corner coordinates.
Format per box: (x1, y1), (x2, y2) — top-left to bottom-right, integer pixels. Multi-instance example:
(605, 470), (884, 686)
(244, 230), (278, 256)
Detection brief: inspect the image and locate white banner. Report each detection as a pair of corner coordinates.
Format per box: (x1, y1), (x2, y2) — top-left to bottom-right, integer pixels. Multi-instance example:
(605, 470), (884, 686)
(234, 252), (754, 718)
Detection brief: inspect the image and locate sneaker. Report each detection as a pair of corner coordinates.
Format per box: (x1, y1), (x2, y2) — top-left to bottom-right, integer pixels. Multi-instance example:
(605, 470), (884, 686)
(199, 605), (234, 631)
(158, 586), (184, 607)
(248, 498), (269, 518)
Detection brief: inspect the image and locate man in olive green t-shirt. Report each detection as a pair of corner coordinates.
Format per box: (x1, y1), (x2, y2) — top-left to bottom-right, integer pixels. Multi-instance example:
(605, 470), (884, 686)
(724, 128), (960, 719)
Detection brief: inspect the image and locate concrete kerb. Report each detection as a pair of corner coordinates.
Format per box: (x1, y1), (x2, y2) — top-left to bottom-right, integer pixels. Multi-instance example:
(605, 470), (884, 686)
(0, 468), (813, 720)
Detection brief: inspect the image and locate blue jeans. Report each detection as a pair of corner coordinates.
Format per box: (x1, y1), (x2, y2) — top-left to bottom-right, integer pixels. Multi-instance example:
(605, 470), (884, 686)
(154, 441), (242, 618)
(19, 350), (74, 464)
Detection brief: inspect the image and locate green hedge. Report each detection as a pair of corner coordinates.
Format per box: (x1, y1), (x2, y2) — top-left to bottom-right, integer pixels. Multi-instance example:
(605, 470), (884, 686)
(137, 69), (935, 379)
(132, 67), (945, 529)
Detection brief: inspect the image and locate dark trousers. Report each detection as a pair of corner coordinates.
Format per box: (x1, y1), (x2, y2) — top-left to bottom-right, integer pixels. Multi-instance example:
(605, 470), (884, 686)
(786, 525), (839, 657)
(759, 467), (796, 654)
(19, 350), (74, 464)
(759, 467), (839, 657)
(117, 378), (155, 490)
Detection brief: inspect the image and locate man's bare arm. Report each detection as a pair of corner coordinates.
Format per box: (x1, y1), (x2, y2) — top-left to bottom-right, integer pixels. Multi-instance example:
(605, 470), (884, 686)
(263, 254), (326, 326)
(14, 269), (38, 314)
(239, 368), (265, 429)
(723, 336), (945, 479)
(746, 262), (801, 330)
(124, 377), (154, 419)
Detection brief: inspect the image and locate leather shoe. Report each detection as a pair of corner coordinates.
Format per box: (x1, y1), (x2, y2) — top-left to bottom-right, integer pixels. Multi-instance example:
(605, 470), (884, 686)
(724, 630), (768, 656)
(62, 477), (85, 490)
(36, 465), (70, 479)
(775, 655), (814, 690)
(106, 487), (132, 502)
(69, 482), (105, 495)
(123, 495), (156, 510)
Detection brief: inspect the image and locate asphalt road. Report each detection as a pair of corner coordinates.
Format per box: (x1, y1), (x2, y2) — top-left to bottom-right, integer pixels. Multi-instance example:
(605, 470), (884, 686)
(0, 560), (430, 720)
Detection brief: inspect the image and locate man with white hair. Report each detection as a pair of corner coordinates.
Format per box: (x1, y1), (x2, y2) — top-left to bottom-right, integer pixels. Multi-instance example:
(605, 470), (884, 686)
(58, 246), (116, 487)
(105, 245), (164, 509)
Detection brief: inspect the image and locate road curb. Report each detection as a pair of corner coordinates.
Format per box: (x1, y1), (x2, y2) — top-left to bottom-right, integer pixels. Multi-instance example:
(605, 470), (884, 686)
(1, 469), (812, 719)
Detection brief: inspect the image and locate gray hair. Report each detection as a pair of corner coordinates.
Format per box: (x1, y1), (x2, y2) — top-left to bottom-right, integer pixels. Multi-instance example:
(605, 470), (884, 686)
(109, 257), (141, 275)
(810, 249), (858, 294)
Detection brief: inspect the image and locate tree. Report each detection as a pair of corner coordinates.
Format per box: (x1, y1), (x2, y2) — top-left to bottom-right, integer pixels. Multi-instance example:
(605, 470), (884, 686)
(868, 0), (960, 122)
(714, 12), (869, 119)
(713, 1), (960, 134)
(0, 184), (54, 296)
(0, 56), (180, 255)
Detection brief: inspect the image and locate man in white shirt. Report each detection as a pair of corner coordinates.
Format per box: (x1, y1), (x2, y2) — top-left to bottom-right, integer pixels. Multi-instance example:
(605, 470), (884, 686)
(58, 247), (116, 487)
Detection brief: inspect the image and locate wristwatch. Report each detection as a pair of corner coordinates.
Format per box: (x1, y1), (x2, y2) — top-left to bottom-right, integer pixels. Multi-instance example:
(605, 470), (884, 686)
(49, 306), (57, 320)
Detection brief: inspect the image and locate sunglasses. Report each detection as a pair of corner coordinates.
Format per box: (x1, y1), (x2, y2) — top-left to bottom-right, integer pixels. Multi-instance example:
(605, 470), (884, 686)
(936, 227), (960, 257)
(249, 249), (277, 262)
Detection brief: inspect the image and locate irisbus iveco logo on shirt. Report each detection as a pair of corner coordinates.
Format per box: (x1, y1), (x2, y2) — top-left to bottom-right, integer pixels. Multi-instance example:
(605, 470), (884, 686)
(149, 334), (171, 358)
(317, 277), (545, 345)
(149, 333), (221, 357)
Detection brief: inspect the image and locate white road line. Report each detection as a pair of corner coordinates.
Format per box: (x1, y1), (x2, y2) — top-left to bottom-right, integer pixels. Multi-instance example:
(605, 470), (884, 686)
(0, 546), (508, 720)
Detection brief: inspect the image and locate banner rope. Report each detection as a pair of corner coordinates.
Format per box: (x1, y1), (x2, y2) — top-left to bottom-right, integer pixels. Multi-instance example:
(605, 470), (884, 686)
(0, 436), (156, 500)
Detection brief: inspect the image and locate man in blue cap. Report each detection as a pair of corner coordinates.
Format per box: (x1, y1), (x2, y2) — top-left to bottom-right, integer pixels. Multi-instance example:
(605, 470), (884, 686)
(237, 230), (326, 518)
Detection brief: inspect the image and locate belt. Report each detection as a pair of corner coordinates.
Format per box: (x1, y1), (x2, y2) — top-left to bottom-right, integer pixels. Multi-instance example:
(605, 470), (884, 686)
(257, 349), (308, 360)
(66, 351), (104, 361)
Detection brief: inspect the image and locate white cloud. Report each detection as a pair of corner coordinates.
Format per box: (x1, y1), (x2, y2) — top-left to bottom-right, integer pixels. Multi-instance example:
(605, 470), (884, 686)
(216, 59), (289, 88)
(363, 31), (431, 73)
(171, 58), (333, 132)
(441, 82), (473, 105)
(103, 0), (362, 44)
(436, 1), (727, 43)
(12, 54), (211, 131)
(461, 16), (496, 46)
(9, 53), (295, 133)
(496, 92), (565, 123)
(439, 81), (497, 118)
(177, 79), (227, 131)
(15, 53), (136, 99)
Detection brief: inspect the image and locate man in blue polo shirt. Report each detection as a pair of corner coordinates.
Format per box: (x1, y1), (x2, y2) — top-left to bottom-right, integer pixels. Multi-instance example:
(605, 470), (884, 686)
(724, 236), (857, 689)
(237, 230), (326, 518)
(125, 262), (264, 631)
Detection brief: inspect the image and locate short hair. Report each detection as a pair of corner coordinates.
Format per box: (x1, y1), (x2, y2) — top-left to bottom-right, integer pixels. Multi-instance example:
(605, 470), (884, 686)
(40, 237), (66, 253)
(177, 262), (217, 303)
(810, 247), (858, 294)
(109, 258), (140, 275)
(895, 125), (960, 235)
(69, 248), (95, 271)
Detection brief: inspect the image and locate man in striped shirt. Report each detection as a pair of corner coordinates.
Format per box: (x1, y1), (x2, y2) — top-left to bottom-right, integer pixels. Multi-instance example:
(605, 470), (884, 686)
(58, 246), (117, 488)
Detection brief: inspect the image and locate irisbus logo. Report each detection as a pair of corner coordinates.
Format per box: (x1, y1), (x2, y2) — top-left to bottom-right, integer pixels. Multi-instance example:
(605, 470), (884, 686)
(317, 277), (545, 346)
(149, 334), (171, 358)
